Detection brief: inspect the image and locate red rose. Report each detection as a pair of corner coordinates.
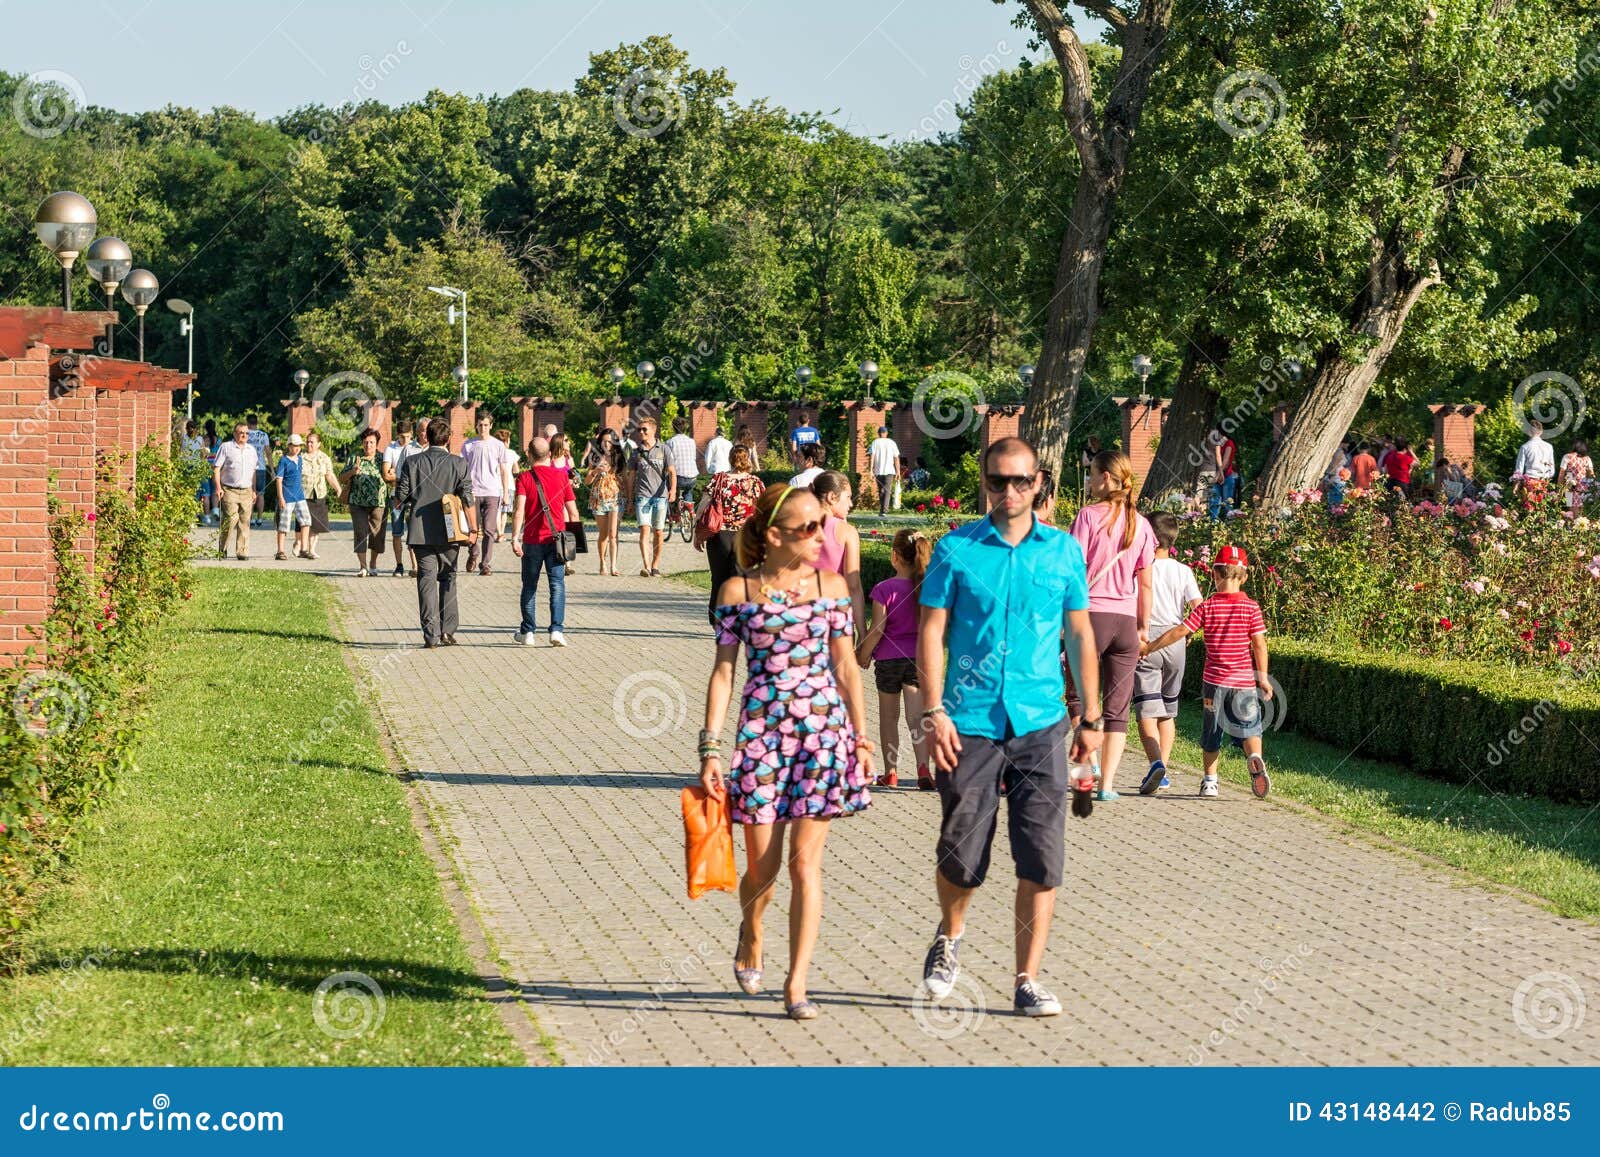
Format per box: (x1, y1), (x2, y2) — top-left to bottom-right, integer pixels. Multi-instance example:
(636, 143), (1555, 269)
(916, 504), (927, 512)
(1439, 617), (1453, 630)
(1556, 638), (1573, 656)
(1521, 629), (1535, 642)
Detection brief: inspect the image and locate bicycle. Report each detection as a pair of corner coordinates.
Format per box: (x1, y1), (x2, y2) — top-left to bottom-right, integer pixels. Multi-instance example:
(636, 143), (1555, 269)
(672, 494), (696, 543)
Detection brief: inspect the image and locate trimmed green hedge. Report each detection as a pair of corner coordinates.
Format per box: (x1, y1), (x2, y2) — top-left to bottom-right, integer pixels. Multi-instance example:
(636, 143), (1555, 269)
(1184, 638), (1600, 803)
(861, 541), (893, 594)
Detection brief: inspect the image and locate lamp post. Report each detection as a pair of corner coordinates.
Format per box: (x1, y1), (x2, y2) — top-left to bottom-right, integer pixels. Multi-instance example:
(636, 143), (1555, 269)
(636, 360), (656, 390)
(1132, 353), (1153, 395)
(168, 299), (196, 417)
(1017, 363), (1035, 400)
(608, 365), (626, 399)
(794, 365), (813, 394)
(86, 236), (132, 355)
(452, 364), (469, 404)
(427, 285), (467, 394)
(34, 192), (98, 311)
(858, 360), (879, 401)
(121, 269), (160, 361)
(293, 368), (310, 402)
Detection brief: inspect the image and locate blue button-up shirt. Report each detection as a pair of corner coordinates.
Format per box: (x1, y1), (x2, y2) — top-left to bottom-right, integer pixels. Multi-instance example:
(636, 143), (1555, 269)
(920, 515), (1090, 740)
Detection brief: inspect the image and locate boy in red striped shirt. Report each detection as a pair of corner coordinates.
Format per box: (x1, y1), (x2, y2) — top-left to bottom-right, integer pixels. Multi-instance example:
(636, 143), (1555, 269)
(1142, 545), (1272, 799)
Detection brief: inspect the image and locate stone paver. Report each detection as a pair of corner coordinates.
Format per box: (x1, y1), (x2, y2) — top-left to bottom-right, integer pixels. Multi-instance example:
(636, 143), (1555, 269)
(203, 523), (1600, 1065)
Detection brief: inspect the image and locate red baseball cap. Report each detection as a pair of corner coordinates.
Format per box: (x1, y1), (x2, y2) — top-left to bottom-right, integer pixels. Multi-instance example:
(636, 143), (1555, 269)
(1215, 544), (1249, 567)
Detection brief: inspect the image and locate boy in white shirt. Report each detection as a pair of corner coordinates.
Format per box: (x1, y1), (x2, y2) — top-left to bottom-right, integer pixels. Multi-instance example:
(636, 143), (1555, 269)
(1133, 512), (1203, 795)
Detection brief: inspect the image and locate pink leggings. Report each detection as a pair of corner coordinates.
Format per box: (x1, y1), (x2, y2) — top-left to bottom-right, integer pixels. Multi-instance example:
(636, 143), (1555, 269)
(1064, 611), (1140, 733)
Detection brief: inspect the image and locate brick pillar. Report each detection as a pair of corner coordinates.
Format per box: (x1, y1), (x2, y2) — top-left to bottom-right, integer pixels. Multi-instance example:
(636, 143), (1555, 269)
(360, 399), (396, 447)
(730, 402), (776, 463)
(842, 400), (892, 475)
(890, 404), (925, 473)
(137, 391), (173, 455)
(96, 388), (136, 493)
(0, 344), (52, 659)
(282, 399), (319, 440)
(439, 400), (478, 454)
(1429, 403), (1482, 477)
(1116, 396), (1169, 491)
(49, 370), (96, 576)
(512, 397), (539, 458)
(686, 401), (722, 456)
(594, 397), (638, 441)
(533, 400), (567, 442)
(1270, 402), (1294, 444)
(975, 404), (1026, 514)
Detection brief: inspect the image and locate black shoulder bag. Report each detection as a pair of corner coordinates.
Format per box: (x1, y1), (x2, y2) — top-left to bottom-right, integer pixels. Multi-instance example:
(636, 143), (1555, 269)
(532, 468), (578, 563)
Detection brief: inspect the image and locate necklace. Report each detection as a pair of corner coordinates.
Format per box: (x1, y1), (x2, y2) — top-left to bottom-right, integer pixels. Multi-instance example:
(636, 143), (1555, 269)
(757, 566), (810, 605)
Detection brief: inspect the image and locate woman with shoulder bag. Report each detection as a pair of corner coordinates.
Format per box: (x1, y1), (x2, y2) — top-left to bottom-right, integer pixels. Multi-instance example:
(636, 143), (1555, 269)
(696, 444), (764, 625)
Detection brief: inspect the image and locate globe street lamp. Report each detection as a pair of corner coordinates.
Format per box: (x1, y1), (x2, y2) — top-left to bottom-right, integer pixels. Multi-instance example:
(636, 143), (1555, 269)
(453, 363), (469, 403)
(1017, 363), (1035, 398)
(859, 359), (879, 401)
(293, 368), (311, 402)
(636, 360), (656, 388)
(1132, 353), (1153, 395)
(34, 192), (98, 310)
(121, 269), (160, 361)
(168, 298), (196, 417)
(86, 236), (133, 355)
(794, 365), (813, 393)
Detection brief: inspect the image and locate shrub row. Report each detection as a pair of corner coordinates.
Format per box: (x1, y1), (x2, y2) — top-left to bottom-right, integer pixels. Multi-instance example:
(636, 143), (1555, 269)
(1182, 637), (1600, 803)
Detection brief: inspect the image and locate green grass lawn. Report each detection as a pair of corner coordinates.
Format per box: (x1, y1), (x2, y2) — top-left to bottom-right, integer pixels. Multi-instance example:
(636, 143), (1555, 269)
(1164, 702), (1600, 920)
(0, 570), (524, 1065)
(669, 568), (713, 591)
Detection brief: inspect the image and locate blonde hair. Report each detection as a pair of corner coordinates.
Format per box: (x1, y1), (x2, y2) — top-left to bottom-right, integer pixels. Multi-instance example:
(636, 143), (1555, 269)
(1090, 449), (1140, 551)
(1212, 563), (1247, 583)
(892, 528), (932, 584)
(736, 484), (807, 569)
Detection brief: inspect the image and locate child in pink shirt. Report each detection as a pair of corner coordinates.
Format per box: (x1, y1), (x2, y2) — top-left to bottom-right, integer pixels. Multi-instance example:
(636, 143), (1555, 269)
(856, 529), (933, 790)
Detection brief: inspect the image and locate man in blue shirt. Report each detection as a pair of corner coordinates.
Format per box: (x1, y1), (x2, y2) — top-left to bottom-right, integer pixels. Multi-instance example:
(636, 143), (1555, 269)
(788, 411), (820, 470)
(274, 433), (313, 561)
(916, 435), (1103, 1018)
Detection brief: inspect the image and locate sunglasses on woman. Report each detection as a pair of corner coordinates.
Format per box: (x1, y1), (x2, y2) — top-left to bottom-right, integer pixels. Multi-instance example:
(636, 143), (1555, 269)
(774, 519), (824, 537)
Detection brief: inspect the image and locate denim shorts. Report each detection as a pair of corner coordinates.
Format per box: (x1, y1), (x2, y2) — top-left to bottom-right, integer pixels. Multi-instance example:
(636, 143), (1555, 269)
(1201, 681), (1266, 752)
(636, 495), (669, 529)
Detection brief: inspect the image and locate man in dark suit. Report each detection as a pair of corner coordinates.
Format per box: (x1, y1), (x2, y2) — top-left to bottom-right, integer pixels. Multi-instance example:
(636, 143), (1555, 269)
(393, 417), (478, 648)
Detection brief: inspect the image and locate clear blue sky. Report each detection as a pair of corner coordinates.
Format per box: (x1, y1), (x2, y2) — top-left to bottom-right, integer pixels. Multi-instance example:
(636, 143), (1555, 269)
(2, 1), (1104, 139)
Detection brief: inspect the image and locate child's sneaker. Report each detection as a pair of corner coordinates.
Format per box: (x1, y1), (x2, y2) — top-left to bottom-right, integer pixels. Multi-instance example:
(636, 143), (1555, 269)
(1139, 761), (1165, 795)
(1248, 754), (1271, 798)
(1199, 776), (1219, 798)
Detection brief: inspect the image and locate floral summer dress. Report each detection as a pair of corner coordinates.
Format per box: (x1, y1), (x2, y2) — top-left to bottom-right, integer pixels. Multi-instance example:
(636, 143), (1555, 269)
(714, 575), (870, 825)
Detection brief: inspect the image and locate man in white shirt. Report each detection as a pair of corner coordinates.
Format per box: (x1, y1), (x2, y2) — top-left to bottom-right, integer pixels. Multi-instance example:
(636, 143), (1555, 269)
(1514, 420), (1556, 501)
(703, 427), (733, 477)
(384, 420), (427, 577)
(462, 413), (515, 575)
(867, 425), (901, 515)
(663, 417), (702, 499)
(213, 421), (261, 560)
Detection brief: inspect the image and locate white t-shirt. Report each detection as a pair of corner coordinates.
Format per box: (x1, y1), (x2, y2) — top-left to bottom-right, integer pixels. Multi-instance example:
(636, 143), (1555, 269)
(1149, 556), (1202, 632)
(704, 435), (732, 476)
(868, 437), (900, 476)
(790, 467), (823, 489)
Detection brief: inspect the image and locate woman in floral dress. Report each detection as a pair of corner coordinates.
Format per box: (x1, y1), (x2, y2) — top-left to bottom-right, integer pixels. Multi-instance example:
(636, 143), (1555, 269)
(696, 444), (764, 624)
(698, 485), (875, 1020)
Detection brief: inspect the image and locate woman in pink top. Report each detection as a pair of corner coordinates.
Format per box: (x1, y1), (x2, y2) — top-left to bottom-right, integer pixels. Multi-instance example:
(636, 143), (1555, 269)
(810, 471), (865, 634)
(855, 529), (933, 790)
(1068, 450), (1155, 800)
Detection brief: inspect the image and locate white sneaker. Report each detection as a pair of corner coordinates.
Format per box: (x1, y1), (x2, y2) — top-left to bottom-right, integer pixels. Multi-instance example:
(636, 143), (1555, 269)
(549, 631), (567, 647)
(1199, 777), (1219, 798)
(514, 631), (539, 645)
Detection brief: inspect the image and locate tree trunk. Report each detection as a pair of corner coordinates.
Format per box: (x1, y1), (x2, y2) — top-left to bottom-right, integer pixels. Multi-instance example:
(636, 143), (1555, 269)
(1139, 329), (1227, 502)
(1020, 176), (1113, 476)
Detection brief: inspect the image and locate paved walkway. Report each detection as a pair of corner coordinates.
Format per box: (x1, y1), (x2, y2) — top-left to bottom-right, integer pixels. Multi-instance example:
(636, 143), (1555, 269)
(204, 522), (1600, 1065)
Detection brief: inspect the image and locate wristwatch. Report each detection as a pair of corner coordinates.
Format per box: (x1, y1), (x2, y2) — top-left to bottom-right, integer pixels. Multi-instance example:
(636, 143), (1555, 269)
(1077, 716), (1105, 732)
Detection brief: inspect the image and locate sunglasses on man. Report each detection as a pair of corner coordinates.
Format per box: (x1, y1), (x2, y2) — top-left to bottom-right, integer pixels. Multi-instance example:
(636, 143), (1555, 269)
(984, 472), (1038, 493)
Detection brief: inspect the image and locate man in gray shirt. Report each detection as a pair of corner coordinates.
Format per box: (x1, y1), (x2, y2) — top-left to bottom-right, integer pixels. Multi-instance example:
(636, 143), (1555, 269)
(625, 416), (676, 577)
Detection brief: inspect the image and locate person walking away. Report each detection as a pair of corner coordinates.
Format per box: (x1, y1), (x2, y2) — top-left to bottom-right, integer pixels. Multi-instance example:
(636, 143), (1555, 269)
(246, 414), (271, 526)
(696, 445), (764, 623)
(585, 450), (623, 576)
(273, 434), (313, 561)
(1375, 434), (1396, 477)
(511, 437), (580, 647)
(699, 484), (875, 1020)
(213, 422), (259, 560)
(664, 416), (702, 507)
(497, 427), (522, 540)
(300, 431), (340, 560)
(1349, 441), (1378, 492)
(1558, 439), (1592, 512)
(1208, 426), (1238, 519)
(790, 442), (825, 488)
(854, 529), (933, 789)
(384, 419), (425, 577)
(1143, 545), (1273, 799)
(867, 425), (901, 515)
(393, 418), (478, 648)
(462, 414), (514, 576)
(788, 411), (821, 471)
(1131, 513), (1203, 794)
(704, 423), (733, 478)
(1384, 437), (1417, 497)
(625, 417), (676, 577)
(342, 427), (389, 576)
(1066, 450), (1154, 800)
(918, 436), (1103, 1018)
(1513, 420), (1556, 505)
(734, 423), (758, 468)
(810, 471), (866, 633)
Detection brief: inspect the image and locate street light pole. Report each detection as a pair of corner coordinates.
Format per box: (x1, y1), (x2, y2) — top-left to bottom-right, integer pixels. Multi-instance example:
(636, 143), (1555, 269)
(168, 299), (196, 417)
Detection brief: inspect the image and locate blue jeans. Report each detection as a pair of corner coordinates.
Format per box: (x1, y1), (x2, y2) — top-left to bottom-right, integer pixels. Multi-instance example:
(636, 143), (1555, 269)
(1208, 473), (1237, 520)
(519, 541), (566, 634)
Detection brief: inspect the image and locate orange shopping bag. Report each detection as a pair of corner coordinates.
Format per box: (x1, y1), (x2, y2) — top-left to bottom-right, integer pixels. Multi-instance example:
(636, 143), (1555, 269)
(680, 786), (737, 900)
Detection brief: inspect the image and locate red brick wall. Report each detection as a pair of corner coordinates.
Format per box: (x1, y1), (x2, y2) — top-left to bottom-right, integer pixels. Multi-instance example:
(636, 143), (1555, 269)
(729, 403), (774, 461)
(976, 405), (1025, 514)
(1119, 398), (1169, 491)
(533, 402), (567, 443)
(283, 400), (318, 440)
(440, 401), (478, 455)
(96, 388), (136, 493)
(360, 400), (395, 448)
(686, 402), (721, 455)
(890, 405), (925, 473)
(0, 346), (52, 658)
(1430, 404), (1481, 477)
(49, 377), (96, 578)
(594, 398), (636, 442)
(843, 401), (890, 475)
